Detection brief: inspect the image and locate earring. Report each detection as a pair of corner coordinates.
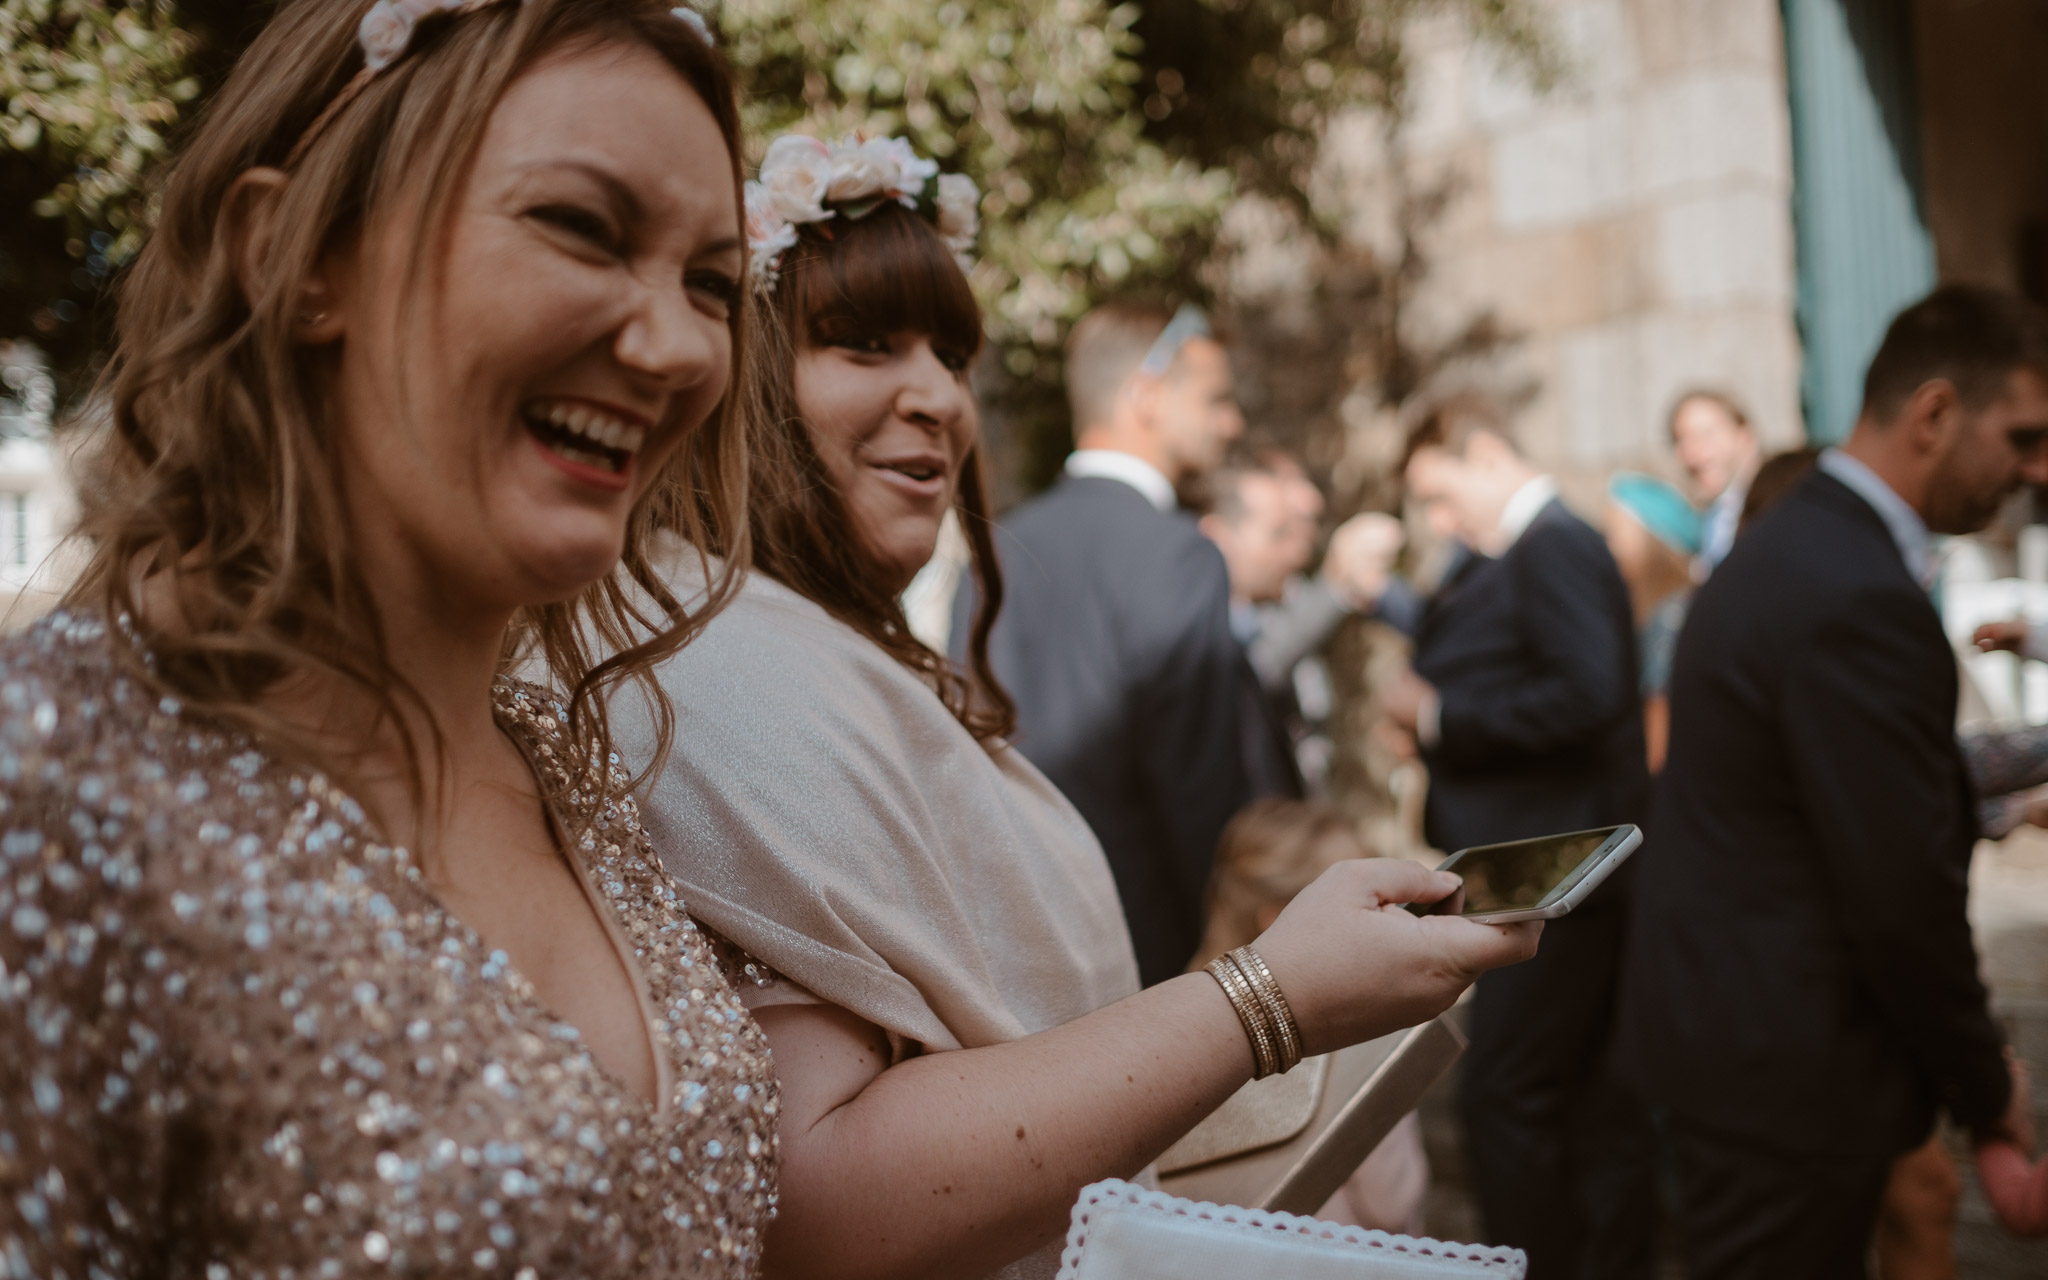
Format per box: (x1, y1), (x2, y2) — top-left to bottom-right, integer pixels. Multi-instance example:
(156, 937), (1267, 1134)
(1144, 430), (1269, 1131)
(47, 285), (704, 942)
(298, 310), (328, 326)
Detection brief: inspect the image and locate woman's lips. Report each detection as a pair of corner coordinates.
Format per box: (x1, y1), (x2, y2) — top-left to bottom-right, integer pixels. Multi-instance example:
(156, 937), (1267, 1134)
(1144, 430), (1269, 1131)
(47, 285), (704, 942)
(521, 397), (648, 493)
(866, 451), (951, 499)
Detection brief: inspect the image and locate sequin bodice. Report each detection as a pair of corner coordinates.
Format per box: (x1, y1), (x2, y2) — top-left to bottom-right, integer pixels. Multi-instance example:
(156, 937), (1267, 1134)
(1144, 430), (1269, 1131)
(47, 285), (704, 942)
(0, 613), (777, 1277)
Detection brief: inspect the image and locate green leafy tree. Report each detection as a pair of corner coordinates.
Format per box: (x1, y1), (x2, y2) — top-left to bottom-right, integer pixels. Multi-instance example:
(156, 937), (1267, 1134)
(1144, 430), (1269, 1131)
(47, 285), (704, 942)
(714, 0), (1557, 487)
(2, 0), (1556, 464)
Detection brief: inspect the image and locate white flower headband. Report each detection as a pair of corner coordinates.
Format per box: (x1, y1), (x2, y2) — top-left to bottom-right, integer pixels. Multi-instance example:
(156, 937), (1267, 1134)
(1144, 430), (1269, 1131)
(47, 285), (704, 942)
(745, 133), (981, 294)
(285, 0), (714, 169)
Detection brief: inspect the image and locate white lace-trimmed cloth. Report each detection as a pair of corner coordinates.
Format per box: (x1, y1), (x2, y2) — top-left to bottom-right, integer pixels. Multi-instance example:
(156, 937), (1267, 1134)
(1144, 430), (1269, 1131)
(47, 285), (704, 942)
(1057, 1180), (1528, 1280)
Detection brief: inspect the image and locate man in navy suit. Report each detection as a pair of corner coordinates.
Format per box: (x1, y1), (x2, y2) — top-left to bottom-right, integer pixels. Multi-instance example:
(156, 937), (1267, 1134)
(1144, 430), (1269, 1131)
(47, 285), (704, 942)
(958, 302), (1263, 986)
(1379, 394), (1651, 1278)
(1620, 287), (2048, 1277)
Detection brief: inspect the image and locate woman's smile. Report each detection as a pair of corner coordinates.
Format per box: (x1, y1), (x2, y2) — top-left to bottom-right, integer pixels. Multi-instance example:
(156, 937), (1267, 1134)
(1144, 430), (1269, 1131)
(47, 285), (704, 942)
(521, 395), (652, 491)
(865, 447), (951, 499)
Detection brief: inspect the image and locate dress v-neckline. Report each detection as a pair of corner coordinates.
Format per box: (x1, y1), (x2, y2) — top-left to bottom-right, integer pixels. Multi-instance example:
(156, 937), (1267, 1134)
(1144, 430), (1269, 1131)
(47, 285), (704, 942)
(495, 716), (675, 1120)
(325, 708), (676, 1122)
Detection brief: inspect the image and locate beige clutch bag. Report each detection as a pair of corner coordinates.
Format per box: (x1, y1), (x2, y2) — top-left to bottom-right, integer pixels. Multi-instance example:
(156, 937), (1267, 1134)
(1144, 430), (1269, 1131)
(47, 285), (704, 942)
(1157, 1015), (1465, 1215)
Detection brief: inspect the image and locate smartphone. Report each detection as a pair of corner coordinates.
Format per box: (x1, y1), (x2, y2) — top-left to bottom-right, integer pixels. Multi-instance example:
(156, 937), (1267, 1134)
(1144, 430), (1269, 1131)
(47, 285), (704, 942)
(1405, 825), (1641, 924)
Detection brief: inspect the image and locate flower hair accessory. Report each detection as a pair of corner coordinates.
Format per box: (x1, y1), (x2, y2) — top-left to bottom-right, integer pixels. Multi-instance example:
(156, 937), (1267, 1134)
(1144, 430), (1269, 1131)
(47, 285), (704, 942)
(745, 132), (981, 294)
(285, 0), (716, 169)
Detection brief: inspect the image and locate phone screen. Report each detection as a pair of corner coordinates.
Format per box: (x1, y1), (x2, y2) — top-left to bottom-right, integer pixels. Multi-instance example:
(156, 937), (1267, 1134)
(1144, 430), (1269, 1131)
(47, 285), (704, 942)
(1443, 828), (1619, 915)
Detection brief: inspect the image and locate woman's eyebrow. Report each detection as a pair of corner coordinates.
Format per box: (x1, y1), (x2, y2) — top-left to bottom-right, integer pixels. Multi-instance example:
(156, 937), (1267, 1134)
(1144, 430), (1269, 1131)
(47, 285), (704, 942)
(512, 158), (643, 223)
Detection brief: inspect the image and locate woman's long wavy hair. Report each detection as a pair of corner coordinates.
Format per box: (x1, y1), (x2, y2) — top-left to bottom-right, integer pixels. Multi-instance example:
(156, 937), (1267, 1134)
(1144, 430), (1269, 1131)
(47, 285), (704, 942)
(732, 204), (1015, 743)
(68, 0), (753, 825)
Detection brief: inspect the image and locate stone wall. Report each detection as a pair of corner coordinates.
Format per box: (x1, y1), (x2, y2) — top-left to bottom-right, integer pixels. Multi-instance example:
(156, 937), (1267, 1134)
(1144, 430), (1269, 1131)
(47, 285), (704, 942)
(1302, 0), (1808, 496)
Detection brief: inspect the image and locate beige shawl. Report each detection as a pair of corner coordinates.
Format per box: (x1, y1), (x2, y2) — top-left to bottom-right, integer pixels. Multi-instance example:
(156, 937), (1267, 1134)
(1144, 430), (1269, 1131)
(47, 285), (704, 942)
(611, 564), (1141, 1057)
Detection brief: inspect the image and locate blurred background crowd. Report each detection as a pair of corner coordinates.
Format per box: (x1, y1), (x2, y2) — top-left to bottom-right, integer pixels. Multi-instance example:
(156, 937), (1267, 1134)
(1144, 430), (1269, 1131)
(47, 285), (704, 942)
(8, 0), (2048, 1275)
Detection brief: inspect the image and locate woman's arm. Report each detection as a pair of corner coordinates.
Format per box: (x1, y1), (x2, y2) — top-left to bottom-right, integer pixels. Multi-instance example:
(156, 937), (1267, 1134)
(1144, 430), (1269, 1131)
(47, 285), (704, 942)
(759, 858), (1539, 1280)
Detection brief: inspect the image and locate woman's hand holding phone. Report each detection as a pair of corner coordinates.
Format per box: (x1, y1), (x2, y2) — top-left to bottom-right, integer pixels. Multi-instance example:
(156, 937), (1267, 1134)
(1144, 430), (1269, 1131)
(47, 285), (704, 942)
(1250, 858), (1541, 1058)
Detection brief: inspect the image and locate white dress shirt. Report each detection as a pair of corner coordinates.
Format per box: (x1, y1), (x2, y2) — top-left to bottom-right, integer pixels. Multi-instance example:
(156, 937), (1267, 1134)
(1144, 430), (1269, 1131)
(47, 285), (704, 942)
(1494, 474), (1559, 553)
(1064, 449), (1177, 512)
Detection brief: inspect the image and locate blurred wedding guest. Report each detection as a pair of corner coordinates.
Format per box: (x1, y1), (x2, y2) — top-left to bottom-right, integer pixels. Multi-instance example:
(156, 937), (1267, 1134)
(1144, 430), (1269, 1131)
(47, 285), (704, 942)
(1212, 452), (1409, 794)
(1669, 389), (1762, 571)
(1199, 455), (1322, 799)
(1191, 799), (1430, 1237)
(1979, 1049), (2048, 1238)
(1620, 285), (2048, 1279)
(0, 4), (784, 1273)
(614, 141), (1544, 1280)
(1603, 472), (1702, 773)
(959, 302), (1253, 986)
(1385, 393), (1653, 1279)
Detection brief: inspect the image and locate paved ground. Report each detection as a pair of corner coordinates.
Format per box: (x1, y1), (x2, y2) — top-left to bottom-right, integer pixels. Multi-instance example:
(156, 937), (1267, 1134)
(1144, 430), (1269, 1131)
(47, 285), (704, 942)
(1412, 830), (2048, 1276)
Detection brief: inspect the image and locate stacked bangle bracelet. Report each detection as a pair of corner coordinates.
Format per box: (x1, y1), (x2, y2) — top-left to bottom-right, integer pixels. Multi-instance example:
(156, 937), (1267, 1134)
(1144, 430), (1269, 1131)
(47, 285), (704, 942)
(1205, 945), (1304, 1078)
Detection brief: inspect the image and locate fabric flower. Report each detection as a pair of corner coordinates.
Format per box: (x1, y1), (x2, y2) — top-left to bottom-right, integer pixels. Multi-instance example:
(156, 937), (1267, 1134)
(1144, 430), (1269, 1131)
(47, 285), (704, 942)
(934, 172), (981, 253)
(358, 1), (416, 72)
(393, 0), (452, 20)
(669, 6), (713, 42)
(875, 137), (939, 205)
(744, 182), (799, 292)
(759, 134), (834, 224)
(825, 137), (901, 204)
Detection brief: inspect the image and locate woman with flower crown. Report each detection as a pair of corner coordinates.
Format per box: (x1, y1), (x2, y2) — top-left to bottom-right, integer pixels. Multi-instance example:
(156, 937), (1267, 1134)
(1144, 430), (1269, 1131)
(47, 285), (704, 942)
(614, 132), (1543, 1280)
(0, 2), (776, 1274)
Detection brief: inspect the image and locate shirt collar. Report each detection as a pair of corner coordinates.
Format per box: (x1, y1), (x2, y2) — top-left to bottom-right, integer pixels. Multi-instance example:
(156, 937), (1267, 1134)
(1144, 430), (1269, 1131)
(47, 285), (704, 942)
(1817, 448), (1935, 588)
(1495, 474), (1558, 551)
(1064, 449), (1177, 512)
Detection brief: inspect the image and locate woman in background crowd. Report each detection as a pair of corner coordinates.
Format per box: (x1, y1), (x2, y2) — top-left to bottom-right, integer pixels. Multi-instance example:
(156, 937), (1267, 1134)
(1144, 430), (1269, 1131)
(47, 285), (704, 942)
(614, 132), (1541, 1280)
(1602, 472), (1701, 772)
(1, 2), (779, 1273)
(1191, 799), (1434, 1236)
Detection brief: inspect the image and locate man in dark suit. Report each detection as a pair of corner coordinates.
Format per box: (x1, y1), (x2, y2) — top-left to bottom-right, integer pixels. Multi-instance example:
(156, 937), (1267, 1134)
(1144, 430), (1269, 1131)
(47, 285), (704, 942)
(1619, 286), (2048, 1278)
(1380, 394), (1651, 1278)
(957, 302), (1253, 985)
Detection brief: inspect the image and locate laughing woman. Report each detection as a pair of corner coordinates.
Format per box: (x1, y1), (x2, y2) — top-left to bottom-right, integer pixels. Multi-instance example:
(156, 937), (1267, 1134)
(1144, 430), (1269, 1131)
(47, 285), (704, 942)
(0, 2), (777, 1274)
(615, 133), (1542, 1280)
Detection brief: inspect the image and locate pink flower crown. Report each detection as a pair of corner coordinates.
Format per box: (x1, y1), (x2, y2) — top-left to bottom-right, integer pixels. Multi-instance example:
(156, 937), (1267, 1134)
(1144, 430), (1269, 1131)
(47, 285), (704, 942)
(745, 133), (981, 294)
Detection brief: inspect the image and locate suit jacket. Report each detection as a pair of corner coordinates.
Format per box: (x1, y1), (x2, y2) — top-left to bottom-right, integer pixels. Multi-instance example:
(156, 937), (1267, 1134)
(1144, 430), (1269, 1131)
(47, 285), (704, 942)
(1618, 470), (2010, 1156)
(1413, 499), (1648, 857)
(958, 475), (1254, 985)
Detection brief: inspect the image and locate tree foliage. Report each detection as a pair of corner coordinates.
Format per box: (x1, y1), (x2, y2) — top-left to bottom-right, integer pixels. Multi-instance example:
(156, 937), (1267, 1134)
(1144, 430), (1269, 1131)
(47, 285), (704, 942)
(1, 0), (1557, 460)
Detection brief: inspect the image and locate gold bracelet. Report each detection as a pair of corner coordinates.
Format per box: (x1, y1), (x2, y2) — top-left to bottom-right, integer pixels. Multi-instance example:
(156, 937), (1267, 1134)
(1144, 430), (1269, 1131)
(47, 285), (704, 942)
(1204, 950), (1269, 1081)
(1206, 952), (1279, 1077)
(1229, 946), (1303, 1075)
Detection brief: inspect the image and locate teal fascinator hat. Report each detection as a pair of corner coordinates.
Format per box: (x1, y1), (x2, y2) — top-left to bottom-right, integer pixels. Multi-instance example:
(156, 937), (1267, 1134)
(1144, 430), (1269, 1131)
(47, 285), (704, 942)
(1608, 472), (1703, 557)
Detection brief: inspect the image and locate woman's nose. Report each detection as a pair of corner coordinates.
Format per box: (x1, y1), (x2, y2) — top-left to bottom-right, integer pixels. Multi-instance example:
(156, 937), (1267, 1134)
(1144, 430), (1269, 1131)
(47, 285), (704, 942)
(896, 342), (970, 431)
(615, 281), (724, 392)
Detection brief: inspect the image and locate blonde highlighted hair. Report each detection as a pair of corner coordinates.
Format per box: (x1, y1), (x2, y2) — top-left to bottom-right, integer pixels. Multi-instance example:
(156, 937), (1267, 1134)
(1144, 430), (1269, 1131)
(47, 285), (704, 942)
(71, 0), (752, 820)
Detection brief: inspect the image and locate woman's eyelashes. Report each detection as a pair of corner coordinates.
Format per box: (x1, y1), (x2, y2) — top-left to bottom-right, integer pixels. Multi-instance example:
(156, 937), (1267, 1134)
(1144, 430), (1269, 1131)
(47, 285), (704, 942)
(684, 268), (741, 317)
(825, 331), (892, 357)
(529, 202), (622, 255)
(824, 331), (974, 373)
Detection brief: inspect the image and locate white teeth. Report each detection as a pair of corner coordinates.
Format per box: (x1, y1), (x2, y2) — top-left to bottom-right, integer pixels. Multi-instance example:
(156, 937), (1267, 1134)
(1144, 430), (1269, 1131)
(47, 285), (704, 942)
(528, 401), (642, 457)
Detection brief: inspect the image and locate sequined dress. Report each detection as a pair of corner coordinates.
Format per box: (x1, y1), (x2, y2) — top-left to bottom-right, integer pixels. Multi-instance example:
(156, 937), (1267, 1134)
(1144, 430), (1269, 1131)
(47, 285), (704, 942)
(0, 612), (777, 1277)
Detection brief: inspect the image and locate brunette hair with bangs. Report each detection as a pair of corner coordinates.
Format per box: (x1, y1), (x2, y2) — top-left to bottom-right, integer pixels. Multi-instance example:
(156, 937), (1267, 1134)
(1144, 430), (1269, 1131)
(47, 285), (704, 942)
(71, 0), (753, 824)
(737, 201), (1017, 742)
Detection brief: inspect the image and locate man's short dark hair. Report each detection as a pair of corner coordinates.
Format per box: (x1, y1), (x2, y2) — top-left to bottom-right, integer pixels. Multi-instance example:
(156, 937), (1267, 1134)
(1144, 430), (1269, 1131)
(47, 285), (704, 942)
(1862, 285), (2048, 423)
(1399, 392), (1515, 474)
(1203, 448), (1302, 522)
